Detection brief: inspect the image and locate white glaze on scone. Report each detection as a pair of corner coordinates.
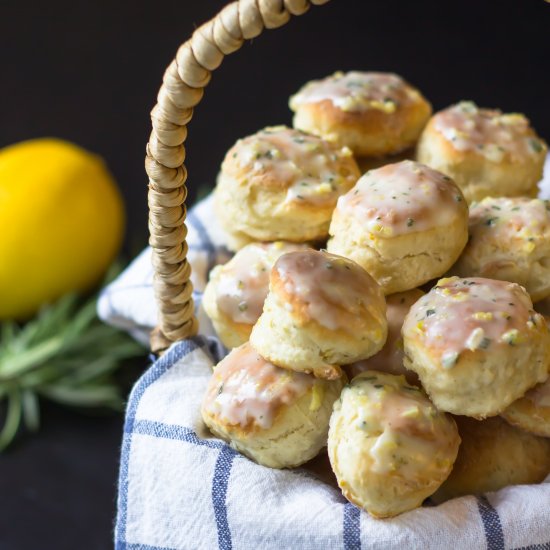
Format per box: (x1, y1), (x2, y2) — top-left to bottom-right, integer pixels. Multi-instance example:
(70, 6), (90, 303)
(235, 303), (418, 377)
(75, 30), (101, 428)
(225, 125), (357, 206)
(290, 71), (421, 114)
(347, 289), (423, 380)
(214, 242), (307, 325)
(468, 197), (550, 255)
(337, 160), (465, 237)
(404, 277), (544, 369)
(274, 249), (385, 333)
(203, 343), (316, 430)
(433, 101), (546, 163)
(349, 372), (456, 479)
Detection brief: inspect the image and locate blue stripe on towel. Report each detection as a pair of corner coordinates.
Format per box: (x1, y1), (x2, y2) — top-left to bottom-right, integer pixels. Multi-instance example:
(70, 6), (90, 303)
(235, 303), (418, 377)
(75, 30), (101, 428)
(343, 501), (361, 550)
(116, 339), (202, 549)
(477, 495), (505, 550)
(212, 446), (237, 550)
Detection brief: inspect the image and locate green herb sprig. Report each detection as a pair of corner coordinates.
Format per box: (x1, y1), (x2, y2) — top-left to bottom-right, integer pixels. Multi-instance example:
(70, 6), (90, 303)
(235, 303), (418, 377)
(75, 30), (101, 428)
(0, 292), (146, 451)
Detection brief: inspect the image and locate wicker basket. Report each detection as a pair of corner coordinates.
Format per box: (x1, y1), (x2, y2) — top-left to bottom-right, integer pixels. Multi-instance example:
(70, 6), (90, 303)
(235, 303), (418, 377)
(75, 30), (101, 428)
(146, 0), (330, 353)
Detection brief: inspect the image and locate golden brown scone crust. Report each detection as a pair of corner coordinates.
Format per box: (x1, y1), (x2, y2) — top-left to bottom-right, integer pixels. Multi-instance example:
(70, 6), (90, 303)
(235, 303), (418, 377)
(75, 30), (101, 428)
(501, 377), (550, 438)
(328, 371), (460, 518)
(345, 289), (424, 384)
(416, 101), (547, 204)
(433, 416), (550, 503)
(290, 72), (431, 157)
(249, 249), (387, 380)
(454, 197), (550, 302)
(214, 125), (360, 250)
(356, 148), (414, 174)
(402, 277), (550, 418)
(201, 343), (345, 469)
(328, 160), (468, 294)
(202, 241), (310, 348)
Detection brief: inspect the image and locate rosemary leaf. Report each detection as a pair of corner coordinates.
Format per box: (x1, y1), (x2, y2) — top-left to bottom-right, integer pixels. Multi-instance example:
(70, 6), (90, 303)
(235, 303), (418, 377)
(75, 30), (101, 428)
(0, 283), (146, 451)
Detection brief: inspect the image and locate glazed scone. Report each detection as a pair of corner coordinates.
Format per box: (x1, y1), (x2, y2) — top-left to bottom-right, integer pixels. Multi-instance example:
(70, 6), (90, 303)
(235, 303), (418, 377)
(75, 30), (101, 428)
(201, 343), (345, 469)
(416, 101), (547, 203)
(356, 147), (414, 174)
(249, 249), (387, 380)
(203, 241), (309, 348)
(454, 197), (550, 302)
(214, 125), (360, 250)
(433, 416), (550, 503)
(346, 289), (424, 384)
(290, 71), (432, 157)
(327, 160), (468, 294)
(402, 277), (550, 418)
(328, 371), (460, 518)
(501, 377), (550, 438)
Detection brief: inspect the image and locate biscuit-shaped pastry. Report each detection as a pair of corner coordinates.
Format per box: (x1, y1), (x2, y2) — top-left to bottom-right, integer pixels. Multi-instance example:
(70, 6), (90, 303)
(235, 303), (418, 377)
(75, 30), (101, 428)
(356, 147), (414, 174)
(289, 71), (432, 157)
(501, 377), (550, 438)
(201, 343), (345, 469)
(417, 101), (547, 203)
(328, 371), (460, 518)
(346, 289), (423, 384)
(249, 249), (387, 380)
(433, 416), (550, 503)
(203, 241), (309, 348)
(214, 125), (360, 250)
(454, 197), (550, 302)
(402, 276), (550, 418)
(327, 160), (468, 294)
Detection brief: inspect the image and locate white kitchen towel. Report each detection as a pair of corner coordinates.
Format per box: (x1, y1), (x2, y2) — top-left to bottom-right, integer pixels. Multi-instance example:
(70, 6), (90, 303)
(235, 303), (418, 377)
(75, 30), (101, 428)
(103, 156), (550, 550)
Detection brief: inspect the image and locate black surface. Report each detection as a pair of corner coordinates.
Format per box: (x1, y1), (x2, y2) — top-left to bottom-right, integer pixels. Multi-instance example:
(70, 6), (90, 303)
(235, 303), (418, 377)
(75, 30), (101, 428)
(0, 1), (549, 548)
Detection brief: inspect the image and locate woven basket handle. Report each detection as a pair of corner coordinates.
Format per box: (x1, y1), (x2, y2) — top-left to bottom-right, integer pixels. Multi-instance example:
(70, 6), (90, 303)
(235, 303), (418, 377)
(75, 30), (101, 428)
(147, 0), (331, 352)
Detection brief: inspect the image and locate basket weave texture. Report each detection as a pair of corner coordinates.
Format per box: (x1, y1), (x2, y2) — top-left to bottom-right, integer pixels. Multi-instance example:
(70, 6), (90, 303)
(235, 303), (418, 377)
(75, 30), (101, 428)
(146, 0), (330, 352)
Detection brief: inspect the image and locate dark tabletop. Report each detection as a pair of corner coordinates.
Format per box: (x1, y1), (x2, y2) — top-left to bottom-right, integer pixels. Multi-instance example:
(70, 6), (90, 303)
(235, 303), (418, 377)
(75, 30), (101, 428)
(0, 0), (549, 548)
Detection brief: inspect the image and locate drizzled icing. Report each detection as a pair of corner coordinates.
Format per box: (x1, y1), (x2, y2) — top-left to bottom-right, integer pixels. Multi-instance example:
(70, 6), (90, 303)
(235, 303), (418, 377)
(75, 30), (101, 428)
(223, 126), (359, 205)
(290, 71), (421, 114)
(433, 101), (546, 163)
(404, 277), (544, 369)
(336, 160), (466, 237)
(347, 372), (456, 479)
(203, 343), (316, 430)
(348, 289), (423, 379)
(467, 197), (550, 255)
(214, 242), (308, 324)
(274, 249), (386, 333)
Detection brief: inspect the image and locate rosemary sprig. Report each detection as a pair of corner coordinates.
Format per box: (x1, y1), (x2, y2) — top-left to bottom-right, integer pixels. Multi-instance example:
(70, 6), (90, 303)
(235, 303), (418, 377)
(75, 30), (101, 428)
(0, 292), (146, 451)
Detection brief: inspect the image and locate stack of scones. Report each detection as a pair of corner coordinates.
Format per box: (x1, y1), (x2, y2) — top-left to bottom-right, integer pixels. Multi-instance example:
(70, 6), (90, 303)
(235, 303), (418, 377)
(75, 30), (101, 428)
(200, 71), (550, 518)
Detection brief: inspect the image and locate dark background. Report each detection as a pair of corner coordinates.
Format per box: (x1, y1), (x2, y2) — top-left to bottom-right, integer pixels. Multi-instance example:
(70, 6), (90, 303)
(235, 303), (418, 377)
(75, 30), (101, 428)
(0, 0), (549, 548)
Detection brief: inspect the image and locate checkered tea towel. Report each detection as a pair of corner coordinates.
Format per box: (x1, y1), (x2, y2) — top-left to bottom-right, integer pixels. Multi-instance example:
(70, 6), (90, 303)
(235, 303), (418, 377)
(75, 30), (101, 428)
(100, 157), (550, 550)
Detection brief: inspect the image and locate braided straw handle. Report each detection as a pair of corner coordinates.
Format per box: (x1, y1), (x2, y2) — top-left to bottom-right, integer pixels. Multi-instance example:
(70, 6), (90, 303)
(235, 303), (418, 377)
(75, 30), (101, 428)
(147, 0), (331, 353)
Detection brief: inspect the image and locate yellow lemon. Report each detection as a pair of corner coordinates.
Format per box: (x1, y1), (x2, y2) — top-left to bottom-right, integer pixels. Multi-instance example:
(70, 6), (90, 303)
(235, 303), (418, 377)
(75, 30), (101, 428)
(0, 138), (124, 319)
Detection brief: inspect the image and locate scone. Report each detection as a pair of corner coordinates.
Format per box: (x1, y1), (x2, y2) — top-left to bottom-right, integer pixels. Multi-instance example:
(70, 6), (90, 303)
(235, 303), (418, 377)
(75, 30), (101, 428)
(289, 71), (432, 157)
(327, 160), (468, 294)
(201, 343), (345, 469)
(345, 289), (424, 384)
(249, 249), (387, 380)
(203, 241), (309, 348)
(214, 125), (360, 250)
(356, 147), (414, 174)
(416, 101), (547, 203)
(433, 416), (550, 503)
(501, 377), (550, 438)
(328, 371), (460, 518)
(454, 197), (550, 302)
(402, 276), (550, 418)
